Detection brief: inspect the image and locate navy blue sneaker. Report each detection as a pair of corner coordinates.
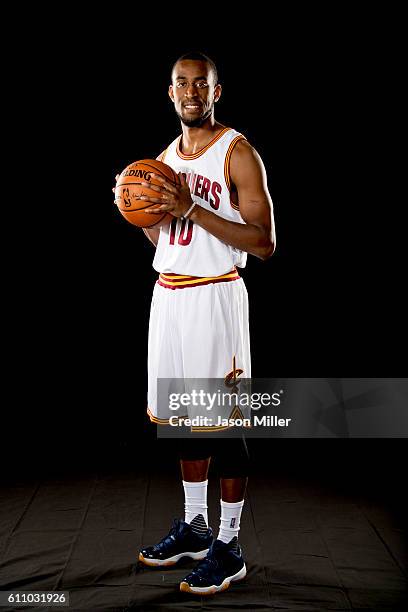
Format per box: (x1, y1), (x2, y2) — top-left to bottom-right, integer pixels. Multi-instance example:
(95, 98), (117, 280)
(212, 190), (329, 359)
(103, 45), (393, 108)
(139, 518), (213, 567)
(180, 537), (246, 595)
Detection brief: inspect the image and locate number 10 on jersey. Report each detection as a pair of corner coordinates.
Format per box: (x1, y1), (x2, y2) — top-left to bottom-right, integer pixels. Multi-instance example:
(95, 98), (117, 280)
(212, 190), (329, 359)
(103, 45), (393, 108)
(169, 218), (194, 246)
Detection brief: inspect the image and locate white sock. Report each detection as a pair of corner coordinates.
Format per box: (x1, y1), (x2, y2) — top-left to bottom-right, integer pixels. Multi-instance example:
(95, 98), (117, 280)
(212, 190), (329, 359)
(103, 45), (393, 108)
(217, 499), (244, 543)
(182, 480), (208, 526)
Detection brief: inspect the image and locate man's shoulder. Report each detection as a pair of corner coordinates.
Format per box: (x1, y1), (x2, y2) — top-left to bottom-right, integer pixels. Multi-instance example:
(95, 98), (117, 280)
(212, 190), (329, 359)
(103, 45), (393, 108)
(230, 137), (255, 161)
(229, 138), (265, 184)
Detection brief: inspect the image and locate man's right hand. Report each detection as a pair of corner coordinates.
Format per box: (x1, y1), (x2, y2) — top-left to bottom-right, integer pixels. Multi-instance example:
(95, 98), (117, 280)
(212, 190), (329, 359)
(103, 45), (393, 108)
(112, 174), (119, 197)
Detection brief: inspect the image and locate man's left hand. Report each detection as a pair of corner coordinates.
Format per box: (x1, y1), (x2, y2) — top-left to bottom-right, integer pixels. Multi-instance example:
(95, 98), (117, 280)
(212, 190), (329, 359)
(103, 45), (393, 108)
(141, 173), (193, 218)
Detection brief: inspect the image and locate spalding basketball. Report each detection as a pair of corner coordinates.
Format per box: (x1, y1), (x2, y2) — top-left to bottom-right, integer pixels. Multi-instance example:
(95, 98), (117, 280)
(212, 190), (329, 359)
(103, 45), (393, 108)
(114, 159), (179, 228)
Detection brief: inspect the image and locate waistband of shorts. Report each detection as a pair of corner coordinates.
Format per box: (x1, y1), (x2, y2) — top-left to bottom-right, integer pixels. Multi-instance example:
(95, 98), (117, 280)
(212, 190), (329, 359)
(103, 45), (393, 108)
(157, 268), (240, 290)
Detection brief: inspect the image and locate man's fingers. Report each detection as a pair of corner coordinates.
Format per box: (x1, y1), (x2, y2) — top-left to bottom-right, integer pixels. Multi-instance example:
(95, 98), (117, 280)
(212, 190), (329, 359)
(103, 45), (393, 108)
(148, 173), (179, 195)
(145, 205), (171, 214)
(112, 173), (120, 194)
(140, 196), (170, 204)
(141, 182), (168, 194)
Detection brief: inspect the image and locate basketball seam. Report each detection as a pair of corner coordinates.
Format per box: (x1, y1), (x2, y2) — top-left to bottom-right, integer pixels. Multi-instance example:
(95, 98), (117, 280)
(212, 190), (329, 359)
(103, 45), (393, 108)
(116, 181), (168, 188)
(137, 162), (176, 183)
(116, 181), (150, 187)
(142, 213), (168, 228)
(118, 210), (168, 228)
(116, 203), (165, 212)
(120, 161), (177, 185)
(116, 204), (169, 227)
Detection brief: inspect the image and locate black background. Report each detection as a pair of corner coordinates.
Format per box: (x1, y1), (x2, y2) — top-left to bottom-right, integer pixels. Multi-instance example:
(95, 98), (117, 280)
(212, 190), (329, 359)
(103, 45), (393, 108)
(2, 16), (406, 611)
(5, 10), (405, 466)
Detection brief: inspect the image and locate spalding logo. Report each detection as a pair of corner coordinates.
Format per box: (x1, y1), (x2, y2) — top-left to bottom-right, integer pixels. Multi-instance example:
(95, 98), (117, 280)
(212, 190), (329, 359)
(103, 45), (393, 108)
(121, 168), (152, 180)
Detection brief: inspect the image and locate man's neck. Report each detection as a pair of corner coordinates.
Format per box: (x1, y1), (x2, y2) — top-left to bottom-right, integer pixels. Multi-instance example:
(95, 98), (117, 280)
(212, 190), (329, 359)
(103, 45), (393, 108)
(180, 119), (225, 155)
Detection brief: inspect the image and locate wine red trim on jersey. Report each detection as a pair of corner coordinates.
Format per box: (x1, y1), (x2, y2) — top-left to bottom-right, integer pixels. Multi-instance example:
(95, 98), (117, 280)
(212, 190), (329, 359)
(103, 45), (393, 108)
(157, 269), (239, 290)
(176, 127), (231, 160)
(224, 135), (247, 195)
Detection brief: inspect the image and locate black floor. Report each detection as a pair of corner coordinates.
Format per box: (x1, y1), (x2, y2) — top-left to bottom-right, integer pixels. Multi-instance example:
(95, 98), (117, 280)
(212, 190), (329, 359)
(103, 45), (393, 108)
(0, 442), (407, 611)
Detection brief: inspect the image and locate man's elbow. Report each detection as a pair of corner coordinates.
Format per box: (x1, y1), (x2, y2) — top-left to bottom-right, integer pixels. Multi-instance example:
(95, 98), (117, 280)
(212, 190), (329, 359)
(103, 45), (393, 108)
(257, 238), (276, 261)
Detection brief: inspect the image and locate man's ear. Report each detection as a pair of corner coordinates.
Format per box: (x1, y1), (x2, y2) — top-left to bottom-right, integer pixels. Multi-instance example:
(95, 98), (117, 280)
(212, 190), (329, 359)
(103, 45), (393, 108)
(214, 83), (222, 103)
(168, 84), (174, 102)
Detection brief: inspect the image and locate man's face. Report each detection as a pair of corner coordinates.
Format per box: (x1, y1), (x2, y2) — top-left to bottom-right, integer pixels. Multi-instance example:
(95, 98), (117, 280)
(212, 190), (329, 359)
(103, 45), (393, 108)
(169, 60), (221, 127)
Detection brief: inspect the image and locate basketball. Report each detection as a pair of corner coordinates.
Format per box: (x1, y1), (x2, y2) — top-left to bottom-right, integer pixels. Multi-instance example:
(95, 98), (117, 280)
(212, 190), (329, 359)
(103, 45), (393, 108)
(114, 159), (179, 228)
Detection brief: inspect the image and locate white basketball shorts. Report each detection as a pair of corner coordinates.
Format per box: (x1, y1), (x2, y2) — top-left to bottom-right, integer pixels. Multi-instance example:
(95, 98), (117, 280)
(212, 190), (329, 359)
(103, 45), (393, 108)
(147, 270), (251, 424)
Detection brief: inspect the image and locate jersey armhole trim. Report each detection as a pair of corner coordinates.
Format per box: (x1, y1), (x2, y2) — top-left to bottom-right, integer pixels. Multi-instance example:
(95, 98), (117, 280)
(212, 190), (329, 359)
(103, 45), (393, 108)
(224, 135), (246, 208)
(157, 149), (168, 163)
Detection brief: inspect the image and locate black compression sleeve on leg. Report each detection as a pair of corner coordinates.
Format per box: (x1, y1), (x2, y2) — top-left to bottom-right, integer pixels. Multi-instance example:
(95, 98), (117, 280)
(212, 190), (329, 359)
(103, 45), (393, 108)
(178, 438), (213, 461)
(177, 436), (251, 476)
(211, 437), (250, 478)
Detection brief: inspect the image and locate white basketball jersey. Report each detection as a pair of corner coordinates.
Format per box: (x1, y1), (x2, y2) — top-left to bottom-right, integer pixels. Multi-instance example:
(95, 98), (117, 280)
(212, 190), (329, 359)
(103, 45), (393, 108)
(152, 127), (248, 277)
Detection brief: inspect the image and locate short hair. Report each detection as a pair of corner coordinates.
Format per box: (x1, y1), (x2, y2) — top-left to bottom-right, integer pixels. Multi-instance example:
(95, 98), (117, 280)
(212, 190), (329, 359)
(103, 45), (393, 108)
(171, 52), (219, 85)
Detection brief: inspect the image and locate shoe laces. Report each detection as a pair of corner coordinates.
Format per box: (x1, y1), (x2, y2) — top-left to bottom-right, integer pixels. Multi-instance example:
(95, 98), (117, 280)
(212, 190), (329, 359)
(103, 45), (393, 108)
(153, 520), (179, 552)
(191, 554), (218, 577)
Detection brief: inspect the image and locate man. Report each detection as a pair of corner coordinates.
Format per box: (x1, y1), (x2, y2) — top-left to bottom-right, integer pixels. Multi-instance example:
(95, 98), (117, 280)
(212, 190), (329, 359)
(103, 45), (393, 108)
(136, 52), (276, 596)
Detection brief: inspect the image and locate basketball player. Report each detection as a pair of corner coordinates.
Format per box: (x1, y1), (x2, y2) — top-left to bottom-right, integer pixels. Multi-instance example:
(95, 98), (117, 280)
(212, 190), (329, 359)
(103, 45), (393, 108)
(135, 52), (276, 596)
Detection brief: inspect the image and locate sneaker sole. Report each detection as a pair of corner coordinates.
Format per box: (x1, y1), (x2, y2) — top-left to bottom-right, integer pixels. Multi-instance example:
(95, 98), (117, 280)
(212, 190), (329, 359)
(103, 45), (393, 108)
(138, 548), (210, 567)
(180, 563), (247, 595)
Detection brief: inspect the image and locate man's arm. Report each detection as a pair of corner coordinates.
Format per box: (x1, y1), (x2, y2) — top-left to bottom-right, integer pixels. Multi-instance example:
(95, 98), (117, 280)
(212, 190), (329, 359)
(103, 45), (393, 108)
(141, 141), (276, 260)
(190, 140), (275, 259)
(142, 226), (160, 247)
